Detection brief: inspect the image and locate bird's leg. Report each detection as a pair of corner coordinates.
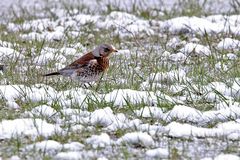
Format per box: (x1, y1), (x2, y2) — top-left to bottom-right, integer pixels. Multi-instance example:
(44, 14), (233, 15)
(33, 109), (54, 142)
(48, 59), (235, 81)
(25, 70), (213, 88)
(83, 83), (88, 89)
(82, 83), (93, 89)
(87, 83), (93, 88)
(95, 73), (104, 92)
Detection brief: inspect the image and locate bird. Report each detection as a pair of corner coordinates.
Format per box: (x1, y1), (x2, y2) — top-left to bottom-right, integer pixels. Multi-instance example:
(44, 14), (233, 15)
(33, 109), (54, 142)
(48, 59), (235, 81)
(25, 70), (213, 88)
(44, 44), (118, 83)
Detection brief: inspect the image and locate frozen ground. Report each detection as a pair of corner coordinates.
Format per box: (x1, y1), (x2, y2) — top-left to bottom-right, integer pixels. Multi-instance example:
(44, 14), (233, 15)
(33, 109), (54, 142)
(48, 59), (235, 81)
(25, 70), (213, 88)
(0, 0), (240, 159)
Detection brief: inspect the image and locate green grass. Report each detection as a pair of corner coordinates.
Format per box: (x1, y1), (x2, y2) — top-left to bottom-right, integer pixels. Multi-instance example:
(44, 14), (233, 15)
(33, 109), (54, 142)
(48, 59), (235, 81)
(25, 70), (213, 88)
(0, 0), (240, 159)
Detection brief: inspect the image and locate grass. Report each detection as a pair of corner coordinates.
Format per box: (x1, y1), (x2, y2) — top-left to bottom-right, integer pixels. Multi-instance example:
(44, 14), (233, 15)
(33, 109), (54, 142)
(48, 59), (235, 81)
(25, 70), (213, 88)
(0, 0), (240, 159)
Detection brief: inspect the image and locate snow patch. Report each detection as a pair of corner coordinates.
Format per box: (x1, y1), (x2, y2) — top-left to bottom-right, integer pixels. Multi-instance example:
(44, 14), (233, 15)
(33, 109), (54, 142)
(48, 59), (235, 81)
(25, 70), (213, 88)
(0, 119), (62, 139)
(147, 69), (188, 83)
(25, 140), (62, 153)
(146, 148), (169, 158)
(86, 133), (111, 148)
(180, 42), (211, 56)
(163, 105), (203, 123)
(135, 106), (163, 118)
(217, 38), (240, 50)
(63, 142), (84, 151)
(214, 154), (240, 160)
(55, 151), (82, 160)
(0, 47), (24, 60)
(90, 107), (116, 127)
(29, 105), (58, 117)
(117, 132), (154, 147)
(169, 52), (187, 62)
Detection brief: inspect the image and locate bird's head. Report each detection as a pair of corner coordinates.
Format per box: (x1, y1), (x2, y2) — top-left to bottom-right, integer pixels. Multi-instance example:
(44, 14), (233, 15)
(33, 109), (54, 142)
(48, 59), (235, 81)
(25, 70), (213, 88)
(92, 44), (118, 57)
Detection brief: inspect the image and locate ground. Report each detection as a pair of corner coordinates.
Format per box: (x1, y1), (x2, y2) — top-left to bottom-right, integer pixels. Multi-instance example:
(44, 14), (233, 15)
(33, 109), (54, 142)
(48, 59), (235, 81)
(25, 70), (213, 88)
(0, 0), (240, 159)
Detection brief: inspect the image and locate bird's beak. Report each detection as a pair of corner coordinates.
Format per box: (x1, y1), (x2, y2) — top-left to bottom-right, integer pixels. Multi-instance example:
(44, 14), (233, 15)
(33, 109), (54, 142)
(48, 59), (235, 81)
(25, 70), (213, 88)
(113, 49), (118, 52)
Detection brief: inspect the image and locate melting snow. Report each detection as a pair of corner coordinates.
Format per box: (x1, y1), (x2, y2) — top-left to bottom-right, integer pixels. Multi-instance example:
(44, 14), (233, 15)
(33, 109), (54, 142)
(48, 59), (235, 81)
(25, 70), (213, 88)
(54, 151), (82, 160)
(217, 38), (240, 50)
(0, 2), (240, 159)
(135, 106), (163, 118)
(180, 42), (211, 56)
(86, 133), (111, 148)
(0, 47), (24, 60)
(63, 142), (84, 151)
(213, 154), (240, 160)
(90, 107), (117, 127)
(25, 140), (62, 153)
(168, 52), (187, 62)
(0, 118), (62, 139)
(147, 68), (188, 83)
(146, 148), (169, 159)
(165, 121), (240, 139)
(28, 105), (58, 117)
(163, 105), (203, 123)
(117, 132), (154, 147)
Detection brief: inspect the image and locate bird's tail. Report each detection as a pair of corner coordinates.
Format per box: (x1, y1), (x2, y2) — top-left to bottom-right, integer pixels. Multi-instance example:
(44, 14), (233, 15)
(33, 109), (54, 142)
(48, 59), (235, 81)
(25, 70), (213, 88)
(43, 72), (60, 76)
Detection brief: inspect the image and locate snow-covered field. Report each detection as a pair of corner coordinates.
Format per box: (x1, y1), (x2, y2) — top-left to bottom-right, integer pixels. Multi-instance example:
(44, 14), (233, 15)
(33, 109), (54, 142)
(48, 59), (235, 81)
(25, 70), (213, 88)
(0, 0), (240, 159)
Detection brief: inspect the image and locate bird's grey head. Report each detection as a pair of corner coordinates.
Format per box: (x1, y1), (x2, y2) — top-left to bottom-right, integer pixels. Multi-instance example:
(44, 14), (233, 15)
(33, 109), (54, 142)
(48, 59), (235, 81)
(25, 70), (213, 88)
(92, 44), (118, 57)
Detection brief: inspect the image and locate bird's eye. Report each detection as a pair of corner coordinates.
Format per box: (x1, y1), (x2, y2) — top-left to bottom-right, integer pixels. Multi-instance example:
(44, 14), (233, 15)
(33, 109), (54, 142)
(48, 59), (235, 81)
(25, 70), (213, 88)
(104, 48), (110, 52)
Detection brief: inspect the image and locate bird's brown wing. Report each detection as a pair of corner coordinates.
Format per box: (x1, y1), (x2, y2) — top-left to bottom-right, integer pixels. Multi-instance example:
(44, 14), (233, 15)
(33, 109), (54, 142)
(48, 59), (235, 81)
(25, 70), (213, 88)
(58, 52), (96, 76)
(63, 52), (95, 69)
(44, 52), (96, 77)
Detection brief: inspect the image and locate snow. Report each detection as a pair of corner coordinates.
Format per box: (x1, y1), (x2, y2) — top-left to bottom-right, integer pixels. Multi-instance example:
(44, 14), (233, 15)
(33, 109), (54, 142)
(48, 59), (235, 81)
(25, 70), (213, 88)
(166, 37), (185, 49)
(101, 11), (154, 36)
(225, 53), (237, 60)
(104, 89), (156, 106)
(54, 151), (82, 160)
(206, 82), (231, 97)
(215, 62), (228, 71)
(8, 11), (154, 41)
(10, 156), (21, 160)
(203, 105), (240, 123)
(33, 47), (66, 66)
(180, 42), (211, 56)
(25, 140), (62, 153)
(161, 51), (171, 58)
(161, 16), (221, 35)
(97, 157), (108, 160)
(117, 132), (154, 147)
(0, 119), (62, 139)
(21, 30), (65, 41)
(217, 38), (240, 50)
(132, 101), (240, 125)
(63, 142), (84, 151)
(166, 122), (195, 138)
(60, 47), (77, 56)
(0, 47), (24, 60)
(215, 101), (240, 110)
(147, 68), (188, 83)
(90, 107), (116, 127)
(165, 121), (240, 139)
(0, 1), (240, 159)
(6, 101), (20, 109)
(86, 133), (111, 148)
(0, 84), (57, 102)
(146, 148), (169, 158)
(105, 89), (182, 106)
(168, 52), (187, 62)
(34, 51), (66, 66)
(134, 106), (163, 118)
(160, 15), (240, 36)
(117, 49), (132, 57)
(28, 105), (58, 117)
(214, 154), (240, 160)
(70, 124), (85, 132)
(25, 141), (84, 156)
(163, 105), (203, 123)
